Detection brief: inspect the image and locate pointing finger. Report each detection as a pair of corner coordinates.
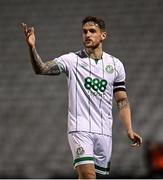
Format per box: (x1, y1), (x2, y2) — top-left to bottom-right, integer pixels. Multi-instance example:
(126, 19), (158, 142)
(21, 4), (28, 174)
(31, 27), (34, 32)
(29, 27), (35, 34)
(21, 22), (27, 34)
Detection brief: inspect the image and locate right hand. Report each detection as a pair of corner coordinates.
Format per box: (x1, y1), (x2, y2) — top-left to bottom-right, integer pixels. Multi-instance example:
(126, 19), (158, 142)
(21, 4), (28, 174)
(127, 129), (143, 147)
(22, 23), (36, 48)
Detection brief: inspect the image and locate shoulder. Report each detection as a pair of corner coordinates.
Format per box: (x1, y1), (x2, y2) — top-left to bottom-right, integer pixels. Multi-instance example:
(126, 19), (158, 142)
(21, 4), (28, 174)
(57, 50), (87, 64)
(103, 52), (123, 64)
(57, 52), (77, 59)
(74, 50), (88, 58)
(103, 52), (125, 69)
(54, 52), (78, 67)
(57, 50), (86, 60)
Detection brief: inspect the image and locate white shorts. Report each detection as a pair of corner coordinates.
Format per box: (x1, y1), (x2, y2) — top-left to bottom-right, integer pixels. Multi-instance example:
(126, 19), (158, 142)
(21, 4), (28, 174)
(68, 131), (112, 175)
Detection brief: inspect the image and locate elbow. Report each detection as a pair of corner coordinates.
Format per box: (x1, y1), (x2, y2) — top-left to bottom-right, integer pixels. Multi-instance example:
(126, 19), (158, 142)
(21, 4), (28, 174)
(34, 70), (48, 75)
(35, 72), (41, 75)
(34, 69), (42, 75)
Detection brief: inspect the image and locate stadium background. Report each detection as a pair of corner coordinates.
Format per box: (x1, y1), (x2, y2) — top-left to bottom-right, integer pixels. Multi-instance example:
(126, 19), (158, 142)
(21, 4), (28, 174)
(0, 0), (163, 178)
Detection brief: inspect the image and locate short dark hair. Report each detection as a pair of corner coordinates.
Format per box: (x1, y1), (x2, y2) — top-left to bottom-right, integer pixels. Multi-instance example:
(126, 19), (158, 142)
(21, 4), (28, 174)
(82, 16), (106, 31)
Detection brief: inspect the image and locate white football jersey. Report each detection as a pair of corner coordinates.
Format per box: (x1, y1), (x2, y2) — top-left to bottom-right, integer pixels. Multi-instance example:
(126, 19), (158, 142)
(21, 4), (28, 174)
(54, 50), (126, 136)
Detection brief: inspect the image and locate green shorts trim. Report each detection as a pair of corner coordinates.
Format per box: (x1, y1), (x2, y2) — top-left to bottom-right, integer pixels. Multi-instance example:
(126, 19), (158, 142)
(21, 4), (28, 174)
(73, 156), (94, 167)
(73, 157), (110, 175)
(95, 163), (110, 175)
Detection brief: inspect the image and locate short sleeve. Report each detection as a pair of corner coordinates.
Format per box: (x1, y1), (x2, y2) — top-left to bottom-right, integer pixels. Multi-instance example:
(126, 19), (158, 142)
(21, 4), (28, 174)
(53, 53), (71, 75)
(113, 59), (126, 93)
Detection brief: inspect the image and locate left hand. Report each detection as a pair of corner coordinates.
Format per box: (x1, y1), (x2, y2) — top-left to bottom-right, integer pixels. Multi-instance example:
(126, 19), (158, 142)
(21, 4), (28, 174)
(127, 129), (143, 147)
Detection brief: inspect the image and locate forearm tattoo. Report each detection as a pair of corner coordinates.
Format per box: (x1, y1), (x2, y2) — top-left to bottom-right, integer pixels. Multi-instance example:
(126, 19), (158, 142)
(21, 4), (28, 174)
(29, 47), (60, 75)
(117, 98), (129, 111)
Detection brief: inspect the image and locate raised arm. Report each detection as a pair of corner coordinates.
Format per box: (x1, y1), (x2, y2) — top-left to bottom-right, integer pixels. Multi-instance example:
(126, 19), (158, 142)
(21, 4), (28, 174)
(21, 23), (60, 75)
(114, 91), (143, 147)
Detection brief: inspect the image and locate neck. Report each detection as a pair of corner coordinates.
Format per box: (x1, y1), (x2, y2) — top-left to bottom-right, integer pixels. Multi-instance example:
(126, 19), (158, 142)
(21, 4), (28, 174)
(85, 45), (103, 60)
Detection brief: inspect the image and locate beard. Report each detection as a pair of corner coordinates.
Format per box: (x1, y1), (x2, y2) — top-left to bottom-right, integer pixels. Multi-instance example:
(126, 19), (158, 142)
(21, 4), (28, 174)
(83, 40), (101, 49)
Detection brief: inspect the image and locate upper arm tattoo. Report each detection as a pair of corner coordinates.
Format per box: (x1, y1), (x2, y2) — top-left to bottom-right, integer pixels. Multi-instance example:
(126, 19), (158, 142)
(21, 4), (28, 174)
(117, 98), (129, 111)
(42, 61), (61, 75)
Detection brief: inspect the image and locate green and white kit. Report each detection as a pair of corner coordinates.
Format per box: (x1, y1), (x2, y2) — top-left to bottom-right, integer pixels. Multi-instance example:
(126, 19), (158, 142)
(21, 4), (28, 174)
(53, 50), (126, 174)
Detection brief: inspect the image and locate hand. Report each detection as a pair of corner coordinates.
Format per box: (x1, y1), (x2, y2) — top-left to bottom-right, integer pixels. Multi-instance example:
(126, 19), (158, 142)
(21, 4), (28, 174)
(127, 129), (143, 147)
(21, 23), (36, 48)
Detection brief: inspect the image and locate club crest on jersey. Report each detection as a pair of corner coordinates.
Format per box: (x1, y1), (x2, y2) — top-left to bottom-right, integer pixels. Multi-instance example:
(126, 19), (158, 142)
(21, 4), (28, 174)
(105, 65), (114, 74)
(76, 147), (85, 156)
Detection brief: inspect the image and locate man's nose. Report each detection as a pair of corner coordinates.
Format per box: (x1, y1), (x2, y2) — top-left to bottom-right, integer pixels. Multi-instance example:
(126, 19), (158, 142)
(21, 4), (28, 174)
(86, 31), (91, 37)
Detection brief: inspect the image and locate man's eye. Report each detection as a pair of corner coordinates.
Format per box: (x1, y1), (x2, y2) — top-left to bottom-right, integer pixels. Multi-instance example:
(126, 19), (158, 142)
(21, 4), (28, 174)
(83, 30), (87, 34)
(90, 29), (96, 33)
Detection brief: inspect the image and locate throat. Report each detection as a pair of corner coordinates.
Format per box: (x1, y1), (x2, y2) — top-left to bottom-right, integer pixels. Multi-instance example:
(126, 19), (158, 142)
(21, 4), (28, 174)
(85, 48), (103, 61)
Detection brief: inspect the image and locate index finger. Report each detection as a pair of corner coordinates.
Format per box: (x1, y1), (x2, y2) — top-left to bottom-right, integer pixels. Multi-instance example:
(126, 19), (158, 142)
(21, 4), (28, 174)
(21, 22), (27, 34)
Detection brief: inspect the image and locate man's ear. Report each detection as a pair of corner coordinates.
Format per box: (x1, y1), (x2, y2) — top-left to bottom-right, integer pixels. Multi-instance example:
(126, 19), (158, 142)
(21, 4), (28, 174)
(101, 32), (107, 40)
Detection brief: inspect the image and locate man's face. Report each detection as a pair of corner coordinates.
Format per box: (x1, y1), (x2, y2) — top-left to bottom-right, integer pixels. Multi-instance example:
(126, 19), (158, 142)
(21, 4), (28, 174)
(82, 22), (106, 49)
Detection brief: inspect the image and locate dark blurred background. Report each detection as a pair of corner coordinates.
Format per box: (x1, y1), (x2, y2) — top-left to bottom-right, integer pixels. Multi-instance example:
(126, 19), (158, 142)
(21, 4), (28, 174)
(0, 0), (163, 178)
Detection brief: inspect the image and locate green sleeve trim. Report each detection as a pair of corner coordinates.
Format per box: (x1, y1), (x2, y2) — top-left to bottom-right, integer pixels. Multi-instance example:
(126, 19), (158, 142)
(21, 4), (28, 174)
(73, 156), (94, 165)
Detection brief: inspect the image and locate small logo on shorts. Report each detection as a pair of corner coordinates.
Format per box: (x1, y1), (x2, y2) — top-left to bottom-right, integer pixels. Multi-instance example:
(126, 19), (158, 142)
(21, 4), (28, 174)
(76, 147), (85, 156)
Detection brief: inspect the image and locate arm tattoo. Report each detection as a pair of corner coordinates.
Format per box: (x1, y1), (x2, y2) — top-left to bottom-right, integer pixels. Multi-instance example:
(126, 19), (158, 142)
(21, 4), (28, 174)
(29, 47), (60, 75)
(117, 98), (129, 111)
(42, 61), (60, 75)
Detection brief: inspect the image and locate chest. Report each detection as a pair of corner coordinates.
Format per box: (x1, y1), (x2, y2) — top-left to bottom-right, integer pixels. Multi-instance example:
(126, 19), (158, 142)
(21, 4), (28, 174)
(74, 58), (116, 85)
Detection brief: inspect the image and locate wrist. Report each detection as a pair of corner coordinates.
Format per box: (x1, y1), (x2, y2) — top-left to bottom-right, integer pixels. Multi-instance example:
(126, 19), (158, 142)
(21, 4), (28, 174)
(127, 128), (133, 134)
(31, 45), (36, 50)
(28, 44), (35, 49)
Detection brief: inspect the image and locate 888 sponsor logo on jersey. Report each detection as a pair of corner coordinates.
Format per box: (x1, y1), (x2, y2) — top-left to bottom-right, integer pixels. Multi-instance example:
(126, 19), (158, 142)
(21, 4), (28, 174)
(84, 76), (107, 96)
